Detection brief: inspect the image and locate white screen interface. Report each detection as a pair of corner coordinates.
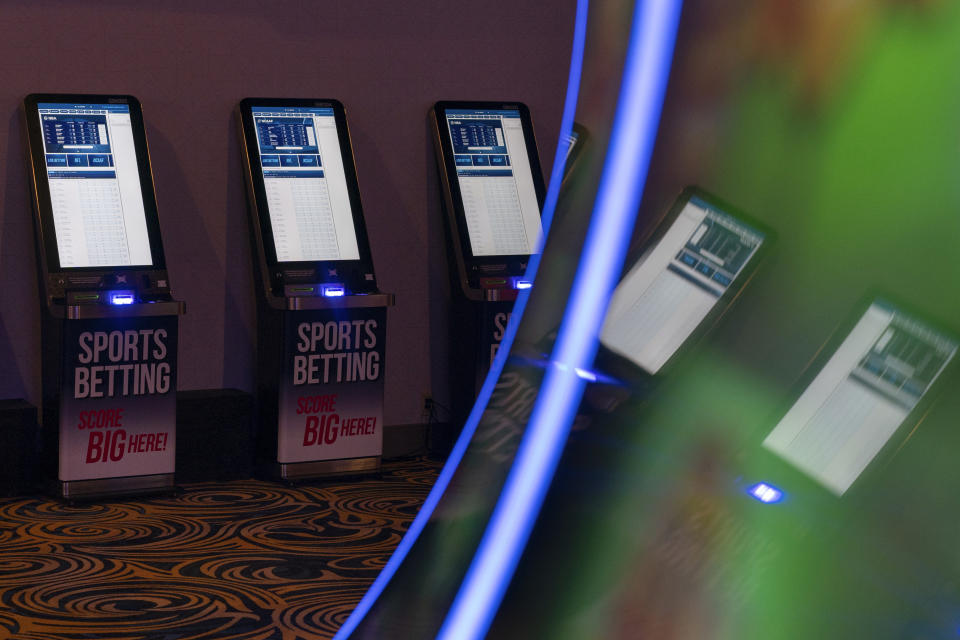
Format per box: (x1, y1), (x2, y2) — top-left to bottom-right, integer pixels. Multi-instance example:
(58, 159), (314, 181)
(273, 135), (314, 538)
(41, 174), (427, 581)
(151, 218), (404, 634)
(445, 109), (542, 257)
(600, 197), (765, 374)
(764, 301), (957, 495)
(252, 106), (360, 263)
(38, 103), (153, 268)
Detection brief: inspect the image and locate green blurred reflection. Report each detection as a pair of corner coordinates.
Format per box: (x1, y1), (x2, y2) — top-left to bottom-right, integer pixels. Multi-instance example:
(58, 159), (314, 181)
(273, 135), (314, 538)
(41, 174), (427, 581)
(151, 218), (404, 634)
(489, 2), (960, 638)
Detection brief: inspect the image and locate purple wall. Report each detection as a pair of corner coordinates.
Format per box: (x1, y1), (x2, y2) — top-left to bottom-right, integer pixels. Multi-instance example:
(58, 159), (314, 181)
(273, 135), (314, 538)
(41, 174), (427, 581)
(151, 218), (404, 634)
(0, 1), (576, 425)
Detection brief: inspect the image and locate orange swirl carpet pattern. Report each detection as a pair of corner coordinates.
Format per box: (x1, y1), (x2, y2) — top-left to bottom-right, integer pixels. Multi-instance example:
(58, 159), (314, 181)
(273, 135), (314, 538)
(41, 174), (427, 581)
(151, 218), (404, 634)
(0, 457), (440, 639)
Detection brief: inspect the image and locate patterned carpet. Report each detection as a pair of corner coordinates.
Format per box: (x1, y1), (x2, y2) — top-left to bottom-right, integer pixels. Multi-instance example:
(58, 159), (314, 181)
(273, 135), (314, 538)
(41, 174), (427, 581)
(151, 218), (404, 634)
(0, 457), (441, 640)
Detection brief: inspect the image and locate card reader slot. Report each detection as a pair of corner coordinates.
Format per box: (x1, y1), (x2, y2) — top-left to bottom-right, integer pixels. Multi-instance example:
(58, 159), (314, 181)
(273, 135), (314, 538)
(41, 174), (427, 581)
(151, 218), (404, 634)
(68, 292), (102, 303)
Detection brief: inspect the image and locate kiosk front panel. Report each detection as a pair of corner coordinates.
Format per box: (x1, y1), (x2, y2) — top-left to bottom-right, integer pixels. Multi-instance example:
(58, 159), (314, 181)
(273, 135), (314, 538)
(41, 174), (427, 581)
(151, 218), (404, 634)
(24, 94), (184, 499)
(238, 97), (391, 480)
(58, 313), (178, 482)
(277, 307), (386, 466)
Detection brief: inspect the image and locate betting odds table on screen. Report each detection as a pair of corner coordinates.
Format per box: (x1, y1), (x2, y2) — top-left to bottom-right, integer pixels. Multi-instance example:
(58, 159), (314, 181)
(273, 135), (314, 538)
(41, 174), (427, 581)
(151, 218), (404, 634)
(38, 103), (153, 268)
(23, 94), (182, 500)
(238, 98), (391, 481)
(432, 101), (546, 301)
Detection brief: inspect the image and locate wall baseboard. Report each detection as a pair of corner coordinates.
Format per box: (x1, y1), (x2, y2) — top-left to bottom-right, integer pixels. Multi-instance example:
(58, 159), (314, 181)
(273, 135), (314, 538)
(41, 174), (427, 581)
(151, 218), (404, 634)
(383, 422), (427, 459)
(0, 399), (40, 496)
(383, 421), (456, 459)
(176, 389), (254, 483)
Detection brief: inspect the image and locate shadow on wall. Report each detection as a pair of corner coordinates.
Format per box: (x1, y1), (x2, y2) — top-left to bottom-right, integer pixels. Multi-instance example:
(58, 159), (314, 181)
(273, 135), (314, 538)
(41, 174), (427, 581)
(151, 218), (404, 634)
(143, 121), (234, 389)
(423, 113), (453, 420)
(222, 115), (255, 392)
(349, 121), (442, 424)
(0, 109), (40, 402)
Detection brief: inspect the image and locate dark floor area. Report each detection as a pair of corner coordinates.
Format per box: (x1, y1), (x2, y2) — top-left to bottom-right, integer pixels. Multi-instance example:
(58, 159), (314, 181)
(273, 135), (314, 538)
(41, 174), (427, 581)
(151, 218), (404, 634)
(0, 457), (441, 639)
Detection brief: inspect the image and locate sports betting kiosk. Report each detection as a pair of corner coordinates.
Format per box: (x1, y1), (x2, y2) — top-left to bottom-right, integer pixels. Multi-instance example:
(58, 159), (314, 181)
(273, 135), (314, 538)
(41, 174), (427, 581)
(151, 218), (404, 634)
(23, 94), (184, 500)
(238, 98), (393, 481)
(431, 101), (546, 418)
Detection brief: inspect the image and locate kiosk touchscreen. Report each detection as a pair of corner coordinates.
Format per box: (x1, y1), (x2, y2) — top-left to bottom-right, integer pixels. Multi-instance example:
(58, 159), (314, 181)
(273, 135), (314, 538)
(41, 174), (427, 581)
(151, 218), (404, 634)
(600, 187), (770, 379)
(431, 101), (546, 301)
(23, 94), (184, 499)
(763, 298), (958, 496)
(238, 98), (392, 480)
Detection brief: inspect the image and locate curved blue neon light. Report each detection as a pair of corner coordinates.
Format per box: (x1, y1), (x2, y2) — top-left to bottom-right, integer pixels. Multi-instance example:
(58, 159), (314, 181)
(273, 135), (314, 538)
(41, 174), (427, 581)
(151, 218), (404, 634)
(332, 1), (590, 636)
(436, 2), (684, 639)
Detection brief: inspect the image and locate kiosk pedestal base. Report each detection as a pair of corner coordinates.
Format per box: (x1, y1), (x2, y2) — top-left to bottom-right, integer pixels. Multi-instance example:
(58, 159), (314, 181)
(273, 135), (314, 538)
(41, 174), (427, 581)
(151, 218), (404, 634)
(59, 472), (175, 500)
(44, 303), (183, 502)
(278, 455), (380, 482)
(257, 294), (392, 484)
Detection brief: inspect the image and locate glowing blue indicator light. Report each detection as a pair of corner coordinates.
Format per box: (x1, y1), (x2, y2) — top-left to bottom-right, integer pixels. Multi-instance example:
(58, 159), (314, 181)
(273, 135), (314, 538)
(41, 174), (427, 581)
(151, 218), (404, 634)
(321, 285), (345, 298)
(516, 280), (533, 290)
(109, 293), (135, 305)
(748, 482), (784, 504)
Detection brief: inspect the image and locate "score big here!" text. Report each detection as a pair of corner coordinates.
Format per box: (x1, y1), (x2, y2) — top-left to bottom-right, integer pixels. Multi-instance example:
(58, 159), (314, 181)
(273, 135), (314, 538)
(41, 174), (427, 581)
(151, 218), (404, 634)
(297, 393), (377, 446)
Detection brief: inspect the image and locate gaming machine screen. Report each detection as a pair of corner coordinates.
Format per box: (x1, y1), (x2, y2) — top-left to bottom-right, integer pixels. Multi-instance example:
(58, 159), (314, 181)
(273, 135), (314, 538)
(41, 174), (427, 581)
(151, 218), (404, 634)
(37, 102), (153, 269)
(443, 108), (542, 257)
(251, 105), (361, 263)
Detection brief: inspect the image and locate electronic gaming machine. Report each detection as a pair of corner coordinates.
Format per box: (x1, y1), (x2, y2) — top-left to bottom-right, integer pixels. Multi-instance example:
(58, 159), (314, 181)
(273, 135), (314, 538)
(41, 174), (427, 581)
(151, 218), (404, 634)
(23, 93), (185, 500)
(237, 97), (393, 481)
(431, 101), (546, 421)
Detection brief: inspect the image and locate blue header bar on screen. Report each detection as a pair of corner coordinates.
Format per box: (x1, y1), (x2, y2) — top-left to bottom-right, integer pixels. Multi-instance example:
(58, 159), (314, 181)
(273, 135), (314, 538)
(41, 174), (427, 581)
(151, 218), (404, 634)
(251, 106), (335, 117)
(38, 103), (131, 113)
(445, 109), (521, 118)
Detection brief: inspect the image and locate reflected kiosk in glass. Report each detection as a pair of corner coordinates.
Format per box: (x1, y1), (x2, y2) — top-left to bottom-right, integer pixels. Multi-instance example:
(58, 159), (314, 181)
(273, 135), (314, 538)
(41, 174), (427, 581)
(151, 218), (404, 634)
(237, 97), (393, 481)
(597, 186), (772, 384)
(431, 101), (546, 424)
(23, 94), (185, 500)
(761, 296), (958, 497)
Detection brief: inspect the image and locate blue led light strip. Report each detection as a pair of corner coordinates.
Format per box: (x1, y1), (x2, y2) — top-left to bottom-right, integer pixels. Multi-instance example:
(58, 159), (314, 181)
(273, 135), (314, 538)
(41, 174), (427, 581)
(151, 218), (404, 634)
(436, 2), (684, 639)
(331, 1), (590, 636)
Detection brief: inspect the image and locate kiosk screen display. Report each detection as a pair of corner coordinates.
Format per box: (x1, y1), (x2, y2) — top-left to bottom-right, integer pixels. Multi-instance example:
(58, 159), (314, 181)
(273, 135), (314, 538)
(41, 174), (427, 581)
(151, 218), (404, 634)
(251, 106), (360, 263)
(37, 103), (153, 268)
(600, 195), (765, 374)
(764, 301), (957, 495)
(444, 108), (542, 257)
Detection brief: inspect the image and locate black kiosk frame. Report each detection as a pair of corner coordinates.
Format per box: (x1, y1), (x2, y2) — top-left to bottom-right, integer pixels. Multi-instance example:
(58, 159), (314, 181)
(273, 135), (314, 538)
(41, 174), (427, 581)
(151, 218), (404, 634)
(430, 101), (546, 420)
(23, 93), (184, 499)
(238, 97), (393, 481)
